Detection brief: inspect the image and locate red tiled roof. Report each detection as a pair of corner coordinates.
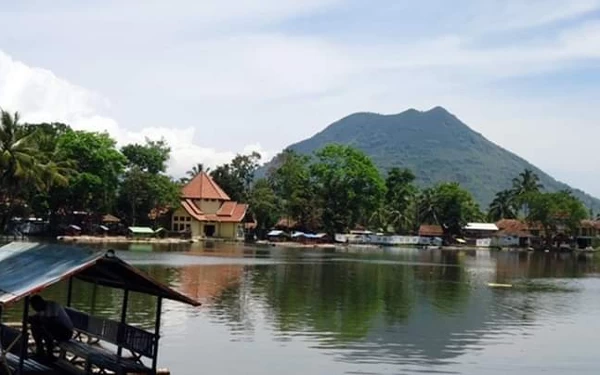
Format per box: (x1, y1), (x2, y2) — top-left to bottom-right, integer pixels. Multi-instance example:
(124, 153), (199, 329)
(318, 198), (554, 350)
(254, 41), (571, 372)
(181, 199), (205, 221)
(180, 201), (247, 223)
(217, 201), (237, 216)
(495, 219), (533, 237)
(580, 220), (600, 229)
(181, 172), (230, 200)
(418, 225), (443, 237)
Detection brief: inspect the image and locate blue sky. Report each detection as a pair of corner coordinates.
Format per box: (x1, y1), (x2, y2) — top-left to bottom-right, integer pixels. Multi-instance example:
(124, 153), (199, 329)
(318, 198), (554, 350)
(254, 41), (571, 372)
(0, 0), (599, 196)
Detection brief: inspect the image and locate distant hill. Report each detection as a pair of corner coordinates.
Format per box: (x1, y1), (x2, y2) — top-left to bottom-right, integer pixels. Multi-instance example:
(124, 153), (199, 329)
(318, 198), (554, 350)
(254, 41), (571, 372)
(262, 107), (600, 209)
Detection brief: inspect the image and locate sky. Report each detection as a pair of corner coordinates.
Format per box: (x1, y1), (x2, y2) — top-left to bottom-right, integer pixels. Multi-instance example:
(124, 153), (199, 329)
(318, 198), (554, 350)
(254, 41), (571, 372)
(0, 1), (599, 195)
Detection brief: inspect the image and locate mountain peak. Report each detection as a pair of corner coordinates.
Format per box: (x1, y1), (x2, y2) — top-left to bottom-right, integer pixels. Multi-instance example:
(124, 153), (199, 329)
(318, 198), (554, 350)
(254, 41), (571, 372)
(261, 108), (600, 208)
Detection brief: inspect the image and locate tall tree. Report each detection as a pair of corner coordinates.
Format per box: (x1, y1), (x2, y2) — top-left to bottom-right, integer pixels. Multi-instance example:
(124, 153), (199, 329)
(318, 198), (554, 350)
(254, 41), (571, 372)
(56, 130), (127, 215)
(186, 163), (209, 178)
(0, 112), (71, 230)
(487, 189), (518, 221)
(121, 138), (170, 174)
(418, 183), (482, 237)
(311, 145), (385, 235)
(248, 178), (280, 238)
(512, 169), (543, 196)
(526, 190), (587, 246)
(211, 152), (261, 202)
(118, 139), (179, 225)
(385, 168), (417, 233)
(269, 150), (319, 231)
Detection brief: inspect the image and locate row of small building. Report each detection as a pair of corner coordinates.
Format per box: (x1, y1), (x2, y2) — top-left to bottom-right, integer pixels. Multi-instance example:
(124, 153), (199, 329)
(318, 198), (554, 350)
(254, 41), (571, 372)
(417, 219), (600, 248)
(266, 219), (600, 249)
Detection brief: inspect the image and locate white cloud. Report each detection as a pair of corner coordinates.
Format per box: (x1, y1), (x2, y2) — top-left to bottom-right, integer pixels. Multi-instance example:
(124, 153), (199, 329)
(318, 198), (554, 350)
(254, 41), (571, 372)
(0, 50), (268, 177)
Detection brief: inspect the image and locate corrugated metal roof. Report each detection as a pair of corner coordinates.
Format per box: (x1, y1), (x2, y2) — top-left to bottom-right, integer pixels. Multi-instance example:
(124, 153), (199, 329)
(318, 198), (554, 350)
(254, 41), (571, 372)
(464, 223), (499, 231)
(128, 226), (155, 234)
(0, 242), (102, 305)
(0, 242), (200, 307)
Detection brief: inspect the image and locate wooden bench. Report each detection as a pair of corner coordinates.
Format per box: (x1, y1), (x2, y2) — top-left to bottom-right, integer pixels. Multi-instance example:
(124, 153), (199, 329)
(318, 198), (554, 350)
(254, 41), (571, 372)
(0, 323), (55, 374)
(59, 308), (156, 375)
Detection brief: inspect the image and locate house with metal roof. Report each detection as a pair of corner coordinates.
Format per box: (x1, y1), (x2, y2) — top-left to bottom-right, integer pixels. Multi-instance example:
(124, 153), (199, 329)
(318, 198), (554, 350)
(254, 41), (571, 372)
(171, 172), (248, 240)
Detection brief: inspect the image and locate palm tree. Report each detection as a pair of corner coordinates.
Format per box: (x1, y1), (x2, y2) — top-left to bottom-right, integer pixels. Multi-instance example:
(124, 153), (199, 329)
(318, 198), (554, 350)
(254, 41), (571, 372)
(417, 188), (439, 226)
(0, 110), (71, 230)
(488, 189), (517, 221)
(0, 110), (40, 186)
(512, 169), (543, 196)
(512, 169), (543, 217)
(186, 163), (210, 178)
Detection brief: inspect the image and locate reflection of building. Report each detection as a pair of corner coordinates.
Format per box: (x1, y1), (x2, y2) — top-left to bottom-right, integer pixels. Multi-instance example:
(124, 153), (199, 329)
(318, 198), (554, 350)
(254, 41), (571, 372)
(172, 172), (248, 240)
(178, 264), (244, 303)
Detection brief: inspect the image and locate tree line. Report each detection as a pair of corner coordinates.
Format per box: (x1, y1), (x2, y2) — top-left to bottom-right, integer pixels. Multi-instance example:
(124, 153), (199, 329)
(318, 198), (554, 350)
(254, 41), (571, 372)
(249, 146), (589, 242)
(1, 109), (589, 242)
(0, 110), (263, 234)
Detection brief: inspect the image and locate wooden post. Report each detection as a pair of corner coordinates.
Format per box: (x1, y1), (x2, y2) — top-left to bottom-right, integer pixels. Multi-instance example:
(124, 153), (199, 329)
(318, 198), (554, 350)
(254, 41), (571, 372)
(117, 289), (129, 358)
(66, 277), (73, 307)
(19, 296), (30, 375)
(152, 297), (163, 373)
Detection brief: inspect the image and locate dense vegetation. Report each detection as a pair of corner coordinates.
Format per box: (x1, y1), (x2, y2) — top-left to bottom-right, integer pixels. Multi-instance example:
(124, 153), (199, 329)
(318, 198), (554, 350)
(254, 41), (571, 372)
(262, 107), (600, 209)
(1, 108), (590, 244)
(0, 109), (269, 234)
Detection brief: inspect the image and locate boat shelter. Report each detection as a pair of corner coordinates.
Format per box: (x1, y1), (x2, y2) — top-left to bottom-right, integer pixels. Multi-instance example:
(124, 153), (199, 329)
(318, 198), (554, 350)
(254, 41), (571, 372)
(0, 242), (199, 375)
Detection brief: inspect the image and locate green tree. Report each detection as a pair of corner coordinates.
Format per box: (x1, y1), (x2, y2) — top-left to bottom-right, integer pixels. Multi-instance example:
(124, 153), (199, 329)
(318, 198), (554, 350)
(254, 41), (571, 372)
(211, 152), (261, 202)
(269, 150), (319, 231)
(418, 182), (482, 237)
(311, 145), (385, 234)
(526, 190), (587, 246)
(56, 130), (127, 215)
(186, 163), (209, 178)
(417, 187), (439, 226)
(248, 178), (280, 238)
(487, 189), (518, 221)
(512, 169), (543, 216)
(118, 140), (179, 225)
(0, 112), (72, 230)
(512, 169), (543, 195)
(385, 168), (417, 233)
(121, 138), (170, 174)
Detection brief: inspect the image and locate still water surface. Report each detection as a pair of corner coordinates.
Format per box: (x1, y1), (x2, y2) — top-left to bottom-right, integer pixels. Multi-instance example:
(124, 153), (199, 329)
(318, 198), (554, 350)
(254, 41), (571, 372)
(5, 242), (600, 374)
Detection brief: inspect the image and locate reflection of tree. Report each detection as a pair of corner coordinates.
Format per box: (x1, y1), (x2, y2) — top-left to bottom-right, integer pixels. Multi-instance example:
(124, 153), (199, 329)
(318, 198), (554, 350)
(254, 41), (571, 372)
(417, 252), (470, 315)
(209, 261), (419, 343)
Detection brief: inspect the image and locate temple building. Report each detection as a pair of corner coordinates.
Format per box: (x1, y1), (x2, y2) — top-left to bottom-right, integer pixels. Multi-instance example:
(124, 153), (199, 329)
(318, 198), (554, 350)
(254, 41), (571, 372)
(171, 172), (248, 240)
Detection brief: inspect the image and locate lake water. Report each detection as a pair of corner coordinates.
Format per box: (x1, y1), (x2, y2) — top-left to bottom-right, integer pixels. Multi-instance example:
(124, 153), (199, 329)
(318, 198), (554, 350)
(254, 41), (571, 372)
(4, 242), (600, 374)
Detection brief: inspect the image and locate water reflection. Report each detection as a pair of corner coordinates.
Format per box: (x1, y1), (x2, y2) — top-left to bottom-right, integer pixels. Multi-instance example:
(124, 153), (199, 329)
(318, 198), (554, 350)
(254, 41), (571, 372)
(3, 242), (600, 374)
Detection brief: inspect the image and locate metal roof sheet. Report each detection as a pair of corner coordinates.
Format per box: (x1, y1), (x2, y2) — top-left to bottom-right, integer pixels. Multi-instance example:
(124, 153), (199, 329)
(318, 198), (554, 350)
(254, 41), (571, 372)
(464, 223), (499, 231)
(0, 242), (200, 307)
(128, 226), (156, 234)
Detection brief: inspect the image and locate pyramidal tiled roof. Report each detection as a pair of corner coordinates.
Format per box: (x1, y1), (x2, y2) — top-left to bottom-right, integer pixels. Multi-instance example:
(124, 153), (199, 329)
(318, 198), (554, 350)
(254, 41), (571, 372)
(181, 172), (231, 200)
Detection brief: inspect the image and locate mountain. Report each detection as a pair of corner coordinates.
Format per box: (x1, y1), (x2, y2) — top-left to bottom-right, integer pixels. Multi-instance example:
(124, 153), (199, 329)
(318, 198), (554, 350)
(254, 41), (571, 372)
(263, 106), (600, 209)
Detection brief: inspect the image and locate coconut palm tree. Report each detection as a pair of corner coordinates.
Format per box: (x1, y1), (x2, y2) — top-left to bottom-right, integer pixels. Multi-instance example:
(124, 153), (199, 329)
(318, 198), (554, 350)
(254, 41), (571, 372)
(511, 169), (543, 217)
(487, 189), (517, 221)
(512, 169), (543, 196)
(0, 110), (72, 231)
(0, 110), (40, 186)
(417, 188), (439, 225)
(186, 163), (210, 178)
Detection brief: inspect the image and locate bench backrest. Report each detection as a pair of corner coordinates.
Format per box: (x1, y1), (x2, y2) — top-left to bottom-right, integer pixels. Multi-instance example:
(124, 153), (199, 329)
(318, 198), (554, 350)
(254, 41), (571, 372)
(0, 324), (25, 356)
(65, 308), (156, 358)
